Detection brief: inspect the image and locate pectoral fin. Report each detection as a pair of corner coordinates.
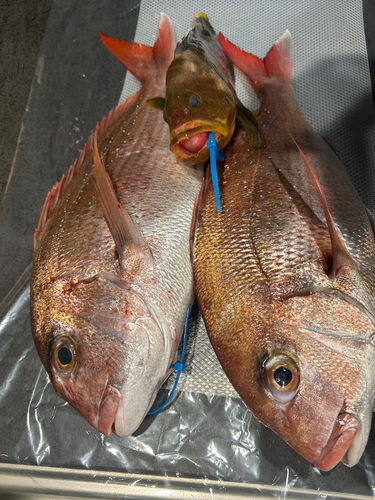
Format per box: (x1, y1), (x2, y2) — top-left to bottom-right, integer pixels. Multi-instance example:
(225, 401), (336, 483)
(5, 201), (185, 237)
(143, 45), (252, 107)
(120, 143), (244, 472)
(147, 97), (166, 110)
(289, 133), (357, 277)
(236, 100), (266, 149)
(92, 132), (153, 270)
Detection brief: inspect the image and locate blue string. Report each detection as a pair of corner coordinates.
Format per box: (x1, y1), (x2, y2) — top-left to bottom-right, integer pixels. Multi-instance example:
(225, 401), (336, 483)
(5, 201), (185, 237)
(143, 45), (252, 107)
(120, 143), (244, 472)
(207, 132), (224, 213)
(147, 306), (190, 416)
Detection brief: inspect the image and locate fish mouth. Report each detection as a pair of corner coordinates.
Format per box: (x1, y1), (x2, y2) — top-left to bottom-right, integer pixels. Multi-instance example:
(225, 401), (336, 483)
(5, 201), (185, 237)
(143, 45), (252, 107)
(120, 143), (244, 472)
(170, 120), (229, 165)
(96, 384), (122, 437)
(113, 370), (173, 437)
(312, 412), (361, 471)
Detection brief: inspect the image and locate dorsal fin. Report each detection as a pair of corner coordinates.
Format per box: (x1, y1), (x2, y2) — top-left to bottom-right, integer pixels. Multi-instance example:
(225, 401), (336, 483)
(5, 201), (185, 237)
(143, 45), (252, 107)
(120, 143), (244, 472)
(32, 92), (139, 255)
(289, 133), (357, 276)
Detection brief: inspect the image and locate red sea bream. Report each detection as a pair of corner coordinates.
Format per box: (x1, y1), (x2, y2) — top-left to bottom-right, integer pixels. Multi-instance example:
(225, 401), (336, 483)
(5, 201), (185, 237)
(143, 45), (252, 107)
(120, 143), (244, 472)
(192, 30), (375, 470)
(30, 15), (203, 438)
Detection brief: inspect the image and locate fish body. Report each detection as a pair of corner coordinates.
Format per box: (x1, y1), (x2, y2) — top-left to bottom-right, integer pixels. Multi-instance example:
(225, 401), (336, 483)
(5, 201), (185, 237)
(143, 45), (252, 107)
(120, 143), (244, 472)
(30, 15), (204, 438)
(148, 13), (264, 165)
(192, 31), (375, 470)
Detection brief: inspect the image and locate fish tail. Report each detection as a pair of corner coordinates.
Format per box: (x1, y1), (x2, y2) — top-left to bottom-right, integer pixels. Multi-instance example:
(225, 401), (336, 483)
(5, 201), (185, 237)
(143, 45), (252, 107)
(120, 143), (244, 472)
(218, 30), (293, 92)
(194, 12), (216, 36)
(100, 13), (175, 82)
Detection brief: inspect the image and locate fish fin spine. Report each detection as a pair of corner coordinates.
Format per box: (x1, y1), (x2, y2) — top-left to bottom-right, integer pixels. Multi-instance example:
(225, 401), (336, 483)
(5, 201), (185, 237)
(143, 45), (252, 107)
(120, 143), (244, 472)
(33, 92), (139, 254)
(289, 133), (357, 276)
(100, 13), (175, 82)
(218, 30), (293, 92)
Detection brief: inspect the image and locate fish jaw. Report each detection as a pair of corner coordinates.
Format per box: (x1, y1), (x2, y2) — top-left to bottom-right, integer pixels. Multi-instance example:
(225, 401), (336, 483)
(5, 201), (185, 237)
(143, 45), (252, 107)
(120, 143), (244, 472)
(113, 366), (173, 437)
(312, 413), (360, 471)
(97, 384), (122, 436)
(170, 120), (230, 165)
(112, 309), (174, 437)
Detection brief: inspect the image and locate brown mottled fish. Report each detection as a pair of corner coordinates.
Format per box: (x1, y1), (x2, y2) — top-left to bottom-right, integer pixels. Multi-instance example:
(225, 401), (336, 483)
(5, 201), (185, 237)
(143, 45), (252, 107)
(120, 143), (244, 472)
(148, 13), (264, 165)
(192, 30), (375, 470)
(30, 15), (204, 438)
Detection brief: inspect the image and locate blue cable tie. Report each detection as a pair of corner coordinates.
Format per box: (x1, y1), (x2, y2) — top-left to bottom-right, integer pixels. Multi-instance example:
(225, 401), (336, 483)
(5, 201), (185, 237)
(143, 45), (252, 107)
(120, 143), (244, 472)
(207, 132), (224, 213)
(147, 306), (190, 416)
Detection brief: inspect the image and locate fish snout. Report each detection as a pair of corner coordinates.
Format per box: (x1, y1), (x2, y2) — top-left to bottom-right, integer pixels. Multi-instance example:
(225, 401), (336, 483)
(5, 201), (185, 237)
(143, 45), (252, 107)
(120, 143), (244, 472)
(312, 413), (361, 471)
(97, 384), (122, 437)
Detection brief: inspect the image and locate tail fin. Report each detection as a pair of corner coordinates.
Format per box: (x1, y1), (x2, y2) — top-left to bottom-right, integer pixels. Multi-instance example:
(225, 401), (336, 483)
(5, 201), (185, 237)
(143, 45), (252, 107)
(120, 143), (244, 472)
(218, 30), (293, 93)
(194, 12), (216, 36)
(100, 13), (175, 82)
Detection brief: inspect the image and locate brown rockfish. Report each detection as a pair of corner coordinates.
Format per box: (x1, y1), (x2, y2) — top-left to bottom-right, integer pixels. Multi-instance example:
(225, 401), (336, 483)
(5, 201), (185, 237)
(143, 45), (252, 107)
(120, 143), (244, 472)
(148, 13), (264, 165)
(192, 30), (375, 471)
(30, 15), (204, 438)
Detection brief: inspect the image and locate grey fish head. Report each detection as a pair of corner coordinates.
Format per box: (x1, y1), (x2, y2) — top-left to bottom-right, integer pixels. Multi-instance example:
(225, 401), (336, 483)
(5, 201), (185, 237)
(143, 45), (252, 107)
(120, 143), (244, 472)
(30, 272), (174, 437)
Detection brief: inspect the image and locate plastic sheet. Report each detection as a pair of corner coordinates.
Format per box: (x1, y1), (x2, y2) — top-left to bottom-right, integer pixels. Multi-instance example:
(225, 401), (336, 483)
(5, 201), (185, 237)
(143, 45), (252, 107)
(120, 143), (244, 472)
(1, 0), (375, 498)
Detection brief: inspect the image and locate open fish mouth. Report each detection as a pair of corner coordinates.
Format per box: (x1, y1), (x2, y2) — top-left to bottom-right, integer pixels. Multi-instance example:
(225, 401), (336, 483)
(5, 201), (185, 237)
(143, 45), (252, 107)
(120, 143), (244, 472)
(170, 120), (229, 164)
(312, 412), (361, 471)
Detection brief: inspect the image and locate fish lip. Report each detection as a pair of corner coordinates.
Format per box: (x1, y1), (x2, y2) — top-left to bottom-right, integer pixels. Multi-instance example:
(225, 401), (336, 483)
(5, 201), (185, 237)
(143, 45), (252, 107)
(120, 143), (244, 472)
(113, 367), (174, 437)
(312, 412), (361, 471)
(96, 384), (122, 437)
(170, 120), (228, 162)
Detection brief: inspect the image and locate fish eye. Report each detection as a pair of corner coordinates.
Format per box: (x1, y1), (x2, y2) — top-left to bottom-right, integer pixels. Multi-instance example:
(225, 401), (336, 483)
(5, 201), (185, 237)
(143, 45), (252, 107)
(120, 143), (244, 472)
(51, 337), (76, 372)
(183, 92), (201, 109)
(262, 353), (300, 403)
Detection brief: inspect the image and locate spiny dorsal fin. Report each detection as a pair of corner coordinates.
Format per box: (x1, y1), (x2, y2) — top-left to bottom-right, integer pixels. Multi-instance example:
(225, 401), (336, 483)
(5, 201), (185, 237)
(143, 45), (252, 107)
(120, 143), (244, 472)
(92, 131), (152, 270)
(289, 133), (357, 276)
(33, 92), (140, 255)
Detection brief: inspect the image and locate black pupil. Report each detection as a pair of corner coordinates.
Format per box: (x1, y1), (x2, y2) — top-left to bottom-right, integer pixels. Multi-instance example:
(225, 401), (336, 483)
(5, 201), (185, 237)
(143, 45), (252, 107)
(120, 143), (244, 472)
(58, 347), (72, 366)
(274, 366), (293, 387)
(189, 94), (200, 108)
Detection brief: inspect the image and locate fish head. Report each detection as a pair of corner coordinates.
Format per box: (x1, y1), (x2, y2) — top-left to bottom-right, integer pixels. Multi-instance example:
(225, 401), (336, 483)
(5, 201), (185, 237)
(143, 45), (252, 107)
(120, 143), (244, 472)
(215, 290), (375, 470)
(164, 51), (237, 165)
(31, 273), (173, 437)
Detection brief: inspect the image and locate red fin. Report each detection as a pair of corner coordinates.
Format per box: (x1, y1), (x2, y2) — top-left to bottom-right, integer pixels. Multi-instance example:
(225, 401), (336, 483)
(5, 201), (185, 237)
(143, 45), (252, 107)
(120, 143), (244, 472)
(218, 30), (293, 93)
(100, 13), (175, 82)
(289, 133), (357, 276)
(33, 92), (139, 255)
(92, 131), (150, 268)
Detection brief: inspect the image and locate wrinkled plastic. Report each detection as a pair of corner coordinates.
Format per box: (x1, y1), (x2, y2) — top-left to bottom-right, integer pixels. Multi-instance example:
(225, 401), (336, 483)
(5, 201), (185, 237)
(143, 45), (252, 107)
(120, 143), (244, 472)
(2, 0), (375, 498)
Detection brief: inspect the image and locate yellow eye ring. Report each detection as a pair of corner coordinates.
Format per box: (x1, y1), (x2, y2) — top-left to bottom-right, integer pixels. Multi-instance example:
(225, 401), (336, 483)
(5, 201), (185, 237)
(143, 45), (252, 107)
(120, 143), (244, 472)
(262, 353), (300, 403)
(51, 337), (77, 373)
